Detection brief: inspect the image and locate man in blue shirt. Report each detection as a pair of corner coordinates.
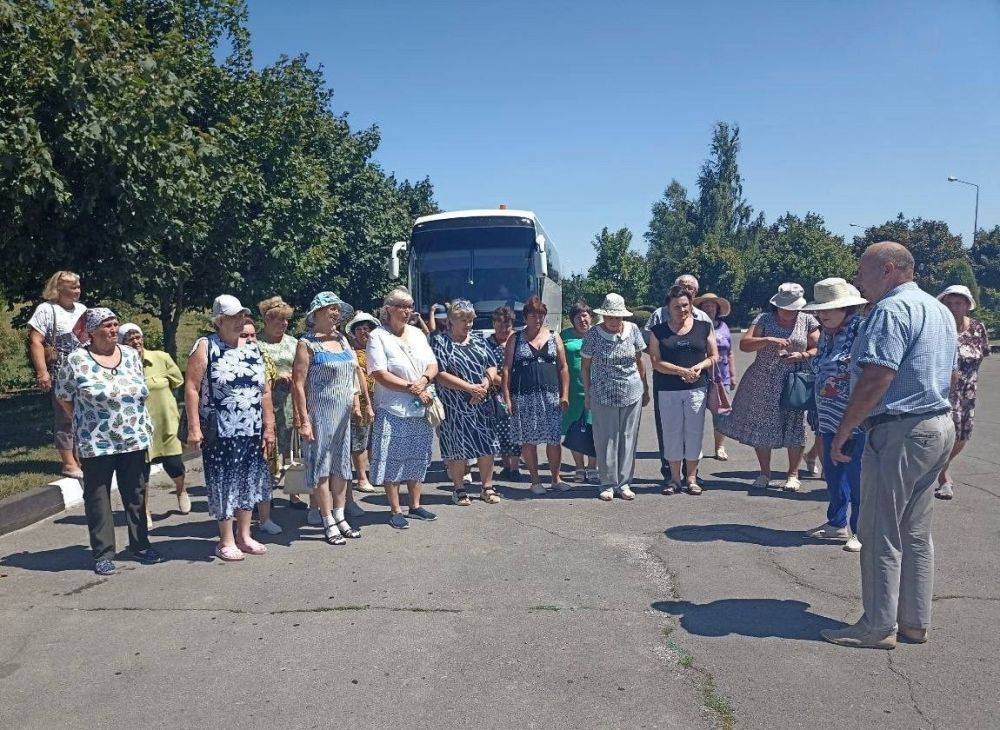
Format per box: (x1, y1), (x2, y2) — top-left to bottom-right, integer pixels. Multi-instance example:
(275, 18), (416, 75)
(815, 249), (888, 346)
(821, 242), (956, 650)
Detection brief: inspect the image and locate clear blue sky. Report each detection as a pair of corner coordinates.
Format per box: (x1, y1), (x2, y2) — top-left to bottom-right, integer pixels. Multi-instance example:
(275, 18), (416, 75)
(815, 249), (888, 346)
(246, 0), (1000, 274)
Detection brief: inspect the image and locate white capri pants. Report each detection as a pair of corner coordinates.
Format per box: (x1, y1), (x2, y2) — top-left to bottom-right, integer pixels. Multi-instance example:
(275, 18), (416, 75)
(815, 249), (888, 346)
(656, 387), (708, 462)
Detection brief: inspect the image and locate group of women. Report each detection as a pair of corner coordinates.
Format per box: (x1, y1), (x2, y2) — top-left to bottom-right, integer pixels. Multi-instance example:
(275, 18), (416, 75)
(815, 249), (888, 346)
(29, 268), (990, 575)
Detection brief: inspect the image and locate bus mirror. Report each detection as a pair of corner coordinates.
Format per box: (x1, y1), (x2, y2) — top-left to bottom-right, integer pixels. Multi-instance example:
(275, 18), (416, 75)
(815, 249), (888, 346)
(534, 235), (548, 276)
(389, 241), (407, 279)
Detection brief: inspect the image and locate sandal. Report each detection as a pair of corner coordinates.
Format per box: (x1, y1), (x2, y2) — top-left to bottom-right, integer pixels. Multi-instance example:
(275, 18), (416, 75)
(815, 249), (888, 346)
(236, 538), (267, 555)
(480, 488), (501, 504)
(215, 544), (245, 562)
(686, 482), (703, 495)
(452, 490), (472, 506)
(336, 519), (361, 539)
(661, 481), (680, 495)
(324, 524), (347, 545)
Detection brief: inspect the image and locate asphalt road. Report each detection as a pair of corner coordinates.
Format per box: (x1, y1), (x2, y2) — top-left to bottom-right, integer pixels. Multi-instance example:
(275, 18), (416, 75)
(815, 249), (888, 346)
(1, 346), (997, 729)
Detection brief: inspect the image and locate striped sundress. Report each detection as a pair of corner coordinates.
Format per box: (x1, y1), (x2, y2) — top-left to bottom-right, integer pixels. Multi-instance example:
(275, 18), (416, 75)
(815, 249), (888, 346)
(301, 334), (356, 486)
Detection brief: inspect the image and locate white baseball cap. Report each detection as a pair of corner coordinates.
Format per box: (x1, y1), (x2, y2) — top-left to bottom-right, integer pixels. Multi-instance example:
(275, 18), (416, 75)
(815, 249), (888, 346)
(212, 294), (250, 318)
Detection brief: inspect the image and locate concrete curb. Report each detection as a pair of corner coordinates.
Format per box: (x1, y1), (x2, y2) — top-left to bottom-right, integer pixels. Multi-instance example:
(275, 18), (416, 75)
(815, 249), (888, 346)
(0, 459), (178, 538)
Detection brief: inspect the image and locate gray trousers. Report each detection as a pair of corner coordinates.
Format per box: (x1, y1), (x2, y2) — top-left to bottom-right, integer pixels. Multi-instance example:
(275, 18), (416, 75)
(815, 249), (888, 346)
(591, 400), (643, 490)
(859, 412), (954, 633)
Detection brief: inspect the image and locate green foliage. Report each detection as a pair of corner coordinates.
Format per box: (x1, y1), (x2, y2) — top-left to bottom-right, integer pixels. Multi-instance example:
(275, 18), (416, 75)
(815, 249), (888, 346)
(851, 214), (966, 294)
(938, 258), (980, 303)
(970, 225), (1000, 295)
(587, 226), (649, 305)
(0, 0), (434, 357)
(739, 213), (856, 321)
(645, 180), (696, 304)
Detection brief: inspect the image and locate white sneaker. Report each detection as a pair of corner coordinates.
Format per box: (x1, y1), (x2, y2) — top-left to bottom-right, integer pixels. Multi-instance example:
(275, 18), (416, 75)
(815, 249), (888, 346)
(260, 519), (283, 535)
(307, 508), (322, 526)
(599, 488), (614, 502)
(463, 473), (473, 485)
(783, 475), (802, 492)
(345, 500), (365, 520)
(715, 446), (729, 461)
(808, 523), (849, 541)
(530, 482), (547, 495)
(844, 535), (862, 553)
(617, 486), (636, 500)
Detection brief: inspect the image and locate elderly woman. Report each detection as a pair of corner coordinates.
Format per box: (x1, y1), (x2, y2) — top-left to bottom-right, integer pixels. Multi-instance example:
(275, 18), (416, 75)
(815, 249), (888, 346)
(484, 305), (521, 480)
(503, 295), (569, 494)
(802, 279), (868, 551)
(256, 296), (304, 509)
(241, 320), (283, 536)
(581, 294), (650, 501)
(55, 308), (160, 575)
(720, 283), (819, 491)
(561, 301), (598, 483)
(184, 295), (276, 561)
(649, 287), (718, 496)
(366, 287), (440, 529)
(27, 270), (87, 479)
(290, 293), (363, 545)
(432, 300), (501, 505)
(692, 294), (735, 461)
(117, 323), (188, 526)
(347, 311), (379, 494)
(936, 284), (991, 500)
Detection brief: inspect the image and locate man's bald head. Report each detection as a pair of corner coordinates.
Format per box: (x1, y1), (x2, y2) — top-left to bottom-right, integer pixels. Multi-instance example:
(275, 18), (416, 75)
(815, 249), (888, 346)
(857, 241), (915, 303)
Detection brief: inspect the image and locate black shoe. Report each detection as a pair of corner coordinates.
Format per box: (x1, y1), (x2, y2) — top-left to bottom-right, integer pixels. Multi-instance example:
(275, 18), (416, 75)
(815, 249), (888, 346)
(288, 498), (308, 511)
(129, 547), (165, 564)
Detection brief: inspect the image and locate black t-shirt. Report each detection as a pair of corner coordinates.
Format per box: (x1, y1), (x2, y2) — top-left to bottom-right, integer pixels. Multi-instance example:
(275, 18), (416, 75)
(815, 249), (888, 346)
(651, 319), (711, 391)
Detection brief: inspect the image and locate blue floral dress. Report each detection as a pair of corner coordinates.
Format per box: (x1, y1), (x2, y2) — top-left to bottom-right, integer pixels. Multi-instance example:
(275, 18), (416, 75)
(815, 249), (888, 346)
(510, 330), (562, 445)
(197, 334), (273, 520)
(484, 333), (520, 456)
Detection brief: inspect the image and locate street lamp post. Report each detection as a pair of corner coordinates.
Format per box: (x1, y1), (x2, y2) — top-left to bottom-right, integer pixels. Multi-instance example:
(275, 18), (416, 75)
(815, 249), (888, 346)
(947, 176), (980, 247)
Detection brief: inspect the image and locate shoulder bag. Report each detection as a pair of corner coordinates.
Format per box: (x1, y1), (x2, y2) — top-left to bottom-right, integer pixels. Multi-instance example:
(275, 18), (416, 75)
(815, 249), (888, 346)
(707, 363), (732, 415)
(562, 411), (596, 457)
(780, 368), (815, 412)
(394, 331), (445, 427)
(177, 339), (219, 448)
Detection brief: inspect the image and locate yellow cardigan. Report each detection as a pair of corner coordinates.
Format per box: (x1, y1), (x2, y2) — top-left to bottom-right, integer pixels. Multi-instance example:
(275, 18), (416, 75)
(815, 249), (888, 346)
(143, 349), (183, 460)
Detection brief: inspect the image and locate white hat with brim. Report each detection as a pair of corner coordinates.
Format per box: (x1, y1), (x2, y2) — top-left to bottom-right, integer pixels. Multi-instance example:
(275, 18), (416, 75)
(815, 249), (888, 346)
(802, 278), (868, 311)
(347, 310), (380, 332)
(692, 293), (732, 318)
(212, 294), (250, 318)
(592, 293), (633, 318)
(769, 282), (807, 311)
(937, 284), (976, 311)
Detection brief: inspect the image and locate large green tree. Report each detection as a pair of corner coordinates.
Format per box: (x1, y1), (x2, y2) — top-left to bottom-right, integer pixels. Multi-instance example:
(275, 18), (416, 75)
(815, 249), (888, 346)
(851, 214), (966, 296)
(644, 180), (695, 305)
(0, 0), (434, 356)
(970, 225), (1000, 310)
(586, 226), (649, 306)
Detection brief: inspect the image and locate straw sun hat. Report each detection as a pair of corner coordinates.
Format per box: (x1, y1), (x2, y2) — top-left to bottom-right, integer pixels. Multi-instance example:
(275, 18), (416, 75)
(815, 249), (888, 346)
(692, 293), (731, 317)
(592, 293), (633, 318)
(801, 278), (868, 311)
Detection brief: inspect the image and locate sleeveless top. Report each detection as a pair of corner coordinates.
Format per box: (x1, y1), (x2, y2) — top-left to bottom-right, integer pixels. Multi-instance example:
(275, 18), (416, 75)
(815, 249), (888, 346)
(650, 319), (712, 391)
(510, 329), (559, 395)
(300, 333), (357, 413)
(196, 334), (266, 438)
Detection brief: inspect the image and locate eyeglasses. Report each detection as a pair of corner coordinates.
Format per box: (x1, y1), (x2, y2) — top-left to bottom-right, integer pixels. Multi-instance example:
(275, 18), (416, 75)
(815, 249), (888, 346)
(391, 304), (414, 312)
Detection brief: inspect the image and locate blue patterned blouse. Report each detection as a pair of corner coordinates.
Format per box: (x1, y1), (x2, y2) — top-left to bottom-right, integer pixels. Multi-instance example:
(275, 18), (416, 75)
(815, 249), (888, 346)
(55, 345), (151, 459)
(195, 334), (266, 438)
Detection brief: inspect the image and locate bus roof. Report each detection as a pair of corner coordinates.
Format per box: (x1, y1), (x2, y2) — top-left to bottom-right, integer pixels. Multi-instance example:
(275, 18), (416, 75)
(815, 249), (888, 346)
(413, 209), (537, 226)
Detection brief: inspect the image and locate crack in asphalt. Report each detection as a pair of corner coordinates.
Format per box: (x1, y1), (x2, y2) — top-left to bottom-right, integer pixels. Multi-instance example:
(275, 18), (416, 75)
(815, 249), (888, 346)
(12, 603), (622, 615)
(503, 513), (581, 542)
(933, 594), (1000, 603)
(765, 551), (859, 601)
(886, 653), (936, 729)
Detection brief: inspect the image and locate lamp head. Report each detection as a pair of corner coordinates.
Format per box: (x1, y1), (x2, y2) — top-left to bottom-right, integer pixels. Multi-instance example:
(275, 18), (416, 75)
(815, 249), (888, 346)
(947, 176), (958, 182)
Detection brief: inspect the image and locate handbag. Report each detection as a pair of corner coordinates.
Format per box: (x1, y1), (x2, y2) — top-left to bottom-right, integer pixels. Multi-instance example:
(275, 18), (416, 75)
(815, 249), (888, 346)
(563, 412), (596, 457)
(394, 331), (445, 427)
(281, 430), (312, 495)
(707, 363), (732, 415)
(780, 368), (816, 412)
(177, 341), (219, 448)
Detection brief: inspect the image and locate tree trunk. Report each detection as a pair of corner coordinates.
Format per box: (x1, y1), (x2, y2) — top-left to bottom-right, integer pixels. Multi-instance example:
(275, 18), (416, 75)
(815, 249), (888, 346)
(159, 280), (185, 361)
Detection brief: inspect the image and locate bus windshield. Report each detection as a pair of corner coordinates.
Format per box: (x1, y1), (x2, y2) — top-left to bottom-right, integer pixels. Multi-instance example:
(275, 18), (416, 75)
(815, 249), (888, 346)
(411, 223), (535, 315)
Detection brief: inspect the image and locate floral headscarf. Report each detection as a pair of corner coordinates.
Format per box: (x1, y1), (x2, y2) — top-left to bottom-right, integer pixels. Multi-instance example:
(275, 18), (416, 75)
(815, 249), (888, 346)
(84, 307), (117, 334)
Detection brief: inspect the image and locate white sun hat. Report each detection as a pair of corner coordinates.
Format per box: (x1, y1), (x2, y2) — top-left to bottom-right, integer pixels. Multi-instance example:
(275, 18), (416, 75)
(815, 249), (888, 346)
(592, 293), (633, 318)
(937, 284), (976, 311)
(769, 282), (807, 310)
(802, 278), (868, 311)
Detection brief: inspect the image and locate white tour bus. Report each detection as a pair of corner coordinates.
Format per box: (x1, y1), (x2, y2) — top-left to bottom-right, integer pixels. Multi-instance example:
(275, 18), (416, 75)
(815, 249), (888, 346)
(389, 207), (563, 332)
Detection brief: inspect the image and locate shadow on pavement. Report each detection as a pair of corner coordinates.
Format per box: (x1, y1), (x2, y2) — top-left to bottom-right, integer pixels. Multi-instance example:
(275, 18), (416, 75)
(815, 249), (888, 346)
(665, 523), (830, 548)
(0, 536), (216, 572)
(652, 598), (846, 641)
